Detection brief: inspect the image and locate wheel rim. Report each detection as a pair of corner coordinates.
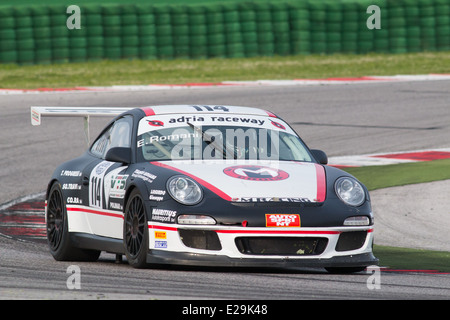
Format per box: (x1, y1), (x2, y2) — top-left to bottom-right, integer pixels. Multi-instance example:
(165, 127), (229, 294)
(47, 187), (64, 251)
(125, 196), (146, 257)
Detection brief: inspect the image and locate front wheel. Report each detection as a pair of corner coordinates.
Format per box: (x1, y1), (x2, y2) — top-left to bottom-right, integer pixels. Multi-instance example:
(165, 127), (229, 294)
(123, 189), (149, 268)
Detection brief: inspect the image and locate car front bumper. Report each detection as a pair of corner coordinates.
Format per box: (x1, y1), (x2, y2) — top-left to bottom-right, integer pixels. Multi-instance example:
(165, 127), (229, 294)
(147, 223), (378, 269)
(147, 250), (378, 269)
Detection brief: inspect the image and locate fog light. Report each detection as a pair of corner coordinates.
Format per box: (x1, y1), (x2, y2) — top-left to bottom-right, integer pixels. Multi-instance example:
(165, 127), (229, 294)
(343, 216), (370, 226)
(177, 214), (216, 225)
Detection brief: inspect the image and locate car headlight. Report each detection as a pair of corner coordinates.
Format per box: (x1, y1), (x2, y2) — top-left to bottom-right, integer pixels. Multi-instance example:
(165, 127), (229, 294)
(167, 176), (203, 205)
(334, 177), (366, 207)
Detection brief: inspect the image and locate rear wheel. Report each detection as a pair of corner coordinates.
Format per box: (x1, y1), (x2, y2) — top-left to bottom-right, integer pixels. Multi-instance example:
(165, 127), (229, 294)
(47, 182), (100, 261)
(124, 189), (149, 268)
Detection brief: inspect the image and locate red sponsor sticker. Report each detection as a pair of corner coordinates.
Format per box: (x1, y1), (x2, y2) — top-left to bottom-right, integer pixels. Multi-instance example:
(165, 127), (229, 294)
(147, 120), (164, 127)
(270, 120), (286, 130)
(265, 214), (300, 227)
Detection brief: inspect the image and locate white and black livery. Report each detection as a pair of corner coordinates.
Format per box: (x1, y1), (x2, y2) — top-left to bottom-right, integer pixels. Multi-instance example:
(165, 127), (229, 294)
(32, 105), (378, 272)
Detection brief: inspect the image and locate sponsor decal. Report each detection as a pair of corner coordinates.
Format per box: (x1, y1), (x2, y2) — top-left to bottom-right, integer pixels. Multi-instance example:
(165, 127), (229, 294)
(154, 231), (167, 239)
(167, 115), (265, 126)
(104, 166), (128, 207)
(151, 189), (166, 195)
(61, 170), (82, 177)
(66, 197), (82, 204)
(108, 175), (128, 199)
(155, 240), (168, 248)
(147, 120), (164, 127)
(168, 115), (204, 124)
(270, 120), (286, 130)
(109, 202), (123, 210)
(266, 214), (300, 227)
(62, 183), (81, 190)
(149, 189), (166, 201)
(223, 165), (289, 181)
(151, 208), (176, 223)
(209, 116), (265, 126)
(149, 195), (164, 201)
(131, 169), (157, 183)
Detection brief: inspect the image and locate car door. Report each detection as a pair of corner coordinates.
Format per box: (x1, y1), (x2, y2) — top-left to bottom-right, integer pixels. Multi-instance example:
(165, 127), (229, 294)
(83, 115), (133, 239)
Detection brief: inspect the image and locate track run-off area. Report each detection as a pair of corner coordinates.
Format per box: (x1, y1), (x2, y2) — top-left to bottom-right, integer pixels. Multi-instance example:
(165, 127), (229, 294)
(1, 77), (449, 300)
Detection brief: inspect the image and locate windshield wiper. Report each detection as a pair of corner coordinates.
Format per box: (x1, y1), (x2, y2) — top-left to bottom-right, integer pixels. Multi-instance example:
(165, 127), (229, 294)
(187, 122), (237, 159)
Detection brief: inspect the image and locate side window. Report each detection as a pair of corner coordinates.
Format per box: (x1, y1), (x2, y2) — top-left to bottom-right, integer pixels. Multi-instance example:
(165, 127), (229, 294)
(109, 117), (132, 149)
(90, 125), (112, 158)
(90, 116), (132, 159)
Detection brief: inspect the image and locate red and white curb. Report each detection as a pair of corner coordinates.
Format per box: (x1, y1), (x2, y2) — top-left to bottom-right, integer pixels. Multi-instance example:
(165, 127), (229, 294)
(328, 148), (450, 168)
(0, 192), (46, 242)
(1, 74), (450, 94)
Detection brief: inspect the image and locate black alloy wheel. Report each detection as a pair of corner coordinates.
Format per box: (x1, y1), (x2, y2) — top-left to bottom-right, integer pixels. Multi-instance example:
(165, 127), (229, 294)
(124, 189), (149, 268)
(47, 183), (65, 252)
(46, 182), (100, 261)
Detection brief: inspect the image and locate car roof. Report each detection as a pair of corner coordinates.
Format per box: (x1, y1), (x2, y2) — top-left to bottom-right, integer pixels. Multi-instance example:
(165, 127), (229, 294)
(139, 105), (278, 118)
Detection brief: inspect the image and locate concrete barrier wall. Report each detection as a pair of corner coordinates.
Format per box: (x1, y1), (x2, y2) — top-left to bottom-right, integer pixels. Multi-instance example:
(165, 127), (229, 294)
(0, 0), (449, 64)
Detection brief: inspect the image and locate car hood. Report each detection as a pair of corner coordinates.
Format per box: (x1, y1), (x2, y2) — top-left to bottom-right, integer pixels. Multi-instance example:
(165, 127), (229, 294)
(151, 160), (326, 203)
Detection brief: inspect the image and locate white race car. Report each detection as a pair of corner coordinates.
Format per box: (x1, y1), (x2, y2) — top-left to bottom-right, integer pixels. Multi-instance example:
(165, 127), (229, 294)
(32, 105), (377, 273)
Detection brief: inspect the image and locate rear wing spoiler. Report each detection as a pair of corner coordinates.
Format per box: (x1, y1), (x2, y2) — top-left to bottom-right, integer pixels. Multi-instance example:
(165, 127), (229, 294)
(31, 106), (133, 145)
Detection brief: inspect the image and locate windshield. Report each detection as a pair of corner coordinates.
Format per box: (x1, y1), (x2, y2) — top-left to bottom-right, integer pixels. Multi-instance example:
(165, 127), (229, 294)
(136, 114), (313, 162)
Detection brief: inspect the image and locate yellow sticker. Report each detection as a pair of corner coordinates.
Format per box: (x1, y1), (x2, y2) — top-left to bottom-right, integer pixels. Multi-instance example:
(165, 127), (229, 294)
(154, 231), (167, 239)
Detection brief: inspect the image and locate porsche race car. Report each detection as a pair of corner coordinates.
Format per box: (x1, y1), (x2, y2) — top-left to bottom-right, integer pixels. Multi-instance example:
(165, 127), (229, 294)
(31, 105), (378, 273)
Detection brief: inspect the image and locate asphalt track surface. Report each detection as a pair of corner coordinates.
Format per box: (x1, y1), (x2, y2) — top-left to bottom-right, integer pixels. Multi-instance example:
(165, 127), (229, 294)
(1, 80), (450, 300)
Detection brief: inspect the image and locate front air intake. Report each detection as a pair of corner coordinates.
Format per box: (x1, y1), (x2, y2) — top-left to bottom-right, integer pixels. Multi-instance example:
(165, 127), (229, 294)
(235, 237), (328, 255)
(335, 231), (367, 252)
(178, 229), (222, 251)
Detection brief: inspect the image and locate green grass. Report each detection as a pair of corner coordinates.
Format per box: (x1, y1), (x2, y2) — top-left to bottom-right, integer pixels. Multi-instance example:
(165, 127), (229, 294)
(342, 158), (450, 191)
(374, 245), (450, 272)
(1, 52), (449, 89)
(343, 160), (450, 271)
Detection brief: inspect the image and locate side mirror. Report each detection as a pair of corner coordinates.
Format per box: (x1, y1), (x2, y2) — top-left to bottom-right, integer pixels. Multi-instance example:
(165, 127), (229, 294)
(105, 147), (132, 164)
(311, 149), (328, 165)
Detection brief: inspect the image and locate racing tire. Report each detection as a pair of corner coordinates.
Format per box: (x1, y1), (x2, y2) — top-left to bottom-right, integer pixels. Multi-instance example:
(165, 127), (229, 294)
(46, 182), (101, 261)
(123, 189), (149, 268)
